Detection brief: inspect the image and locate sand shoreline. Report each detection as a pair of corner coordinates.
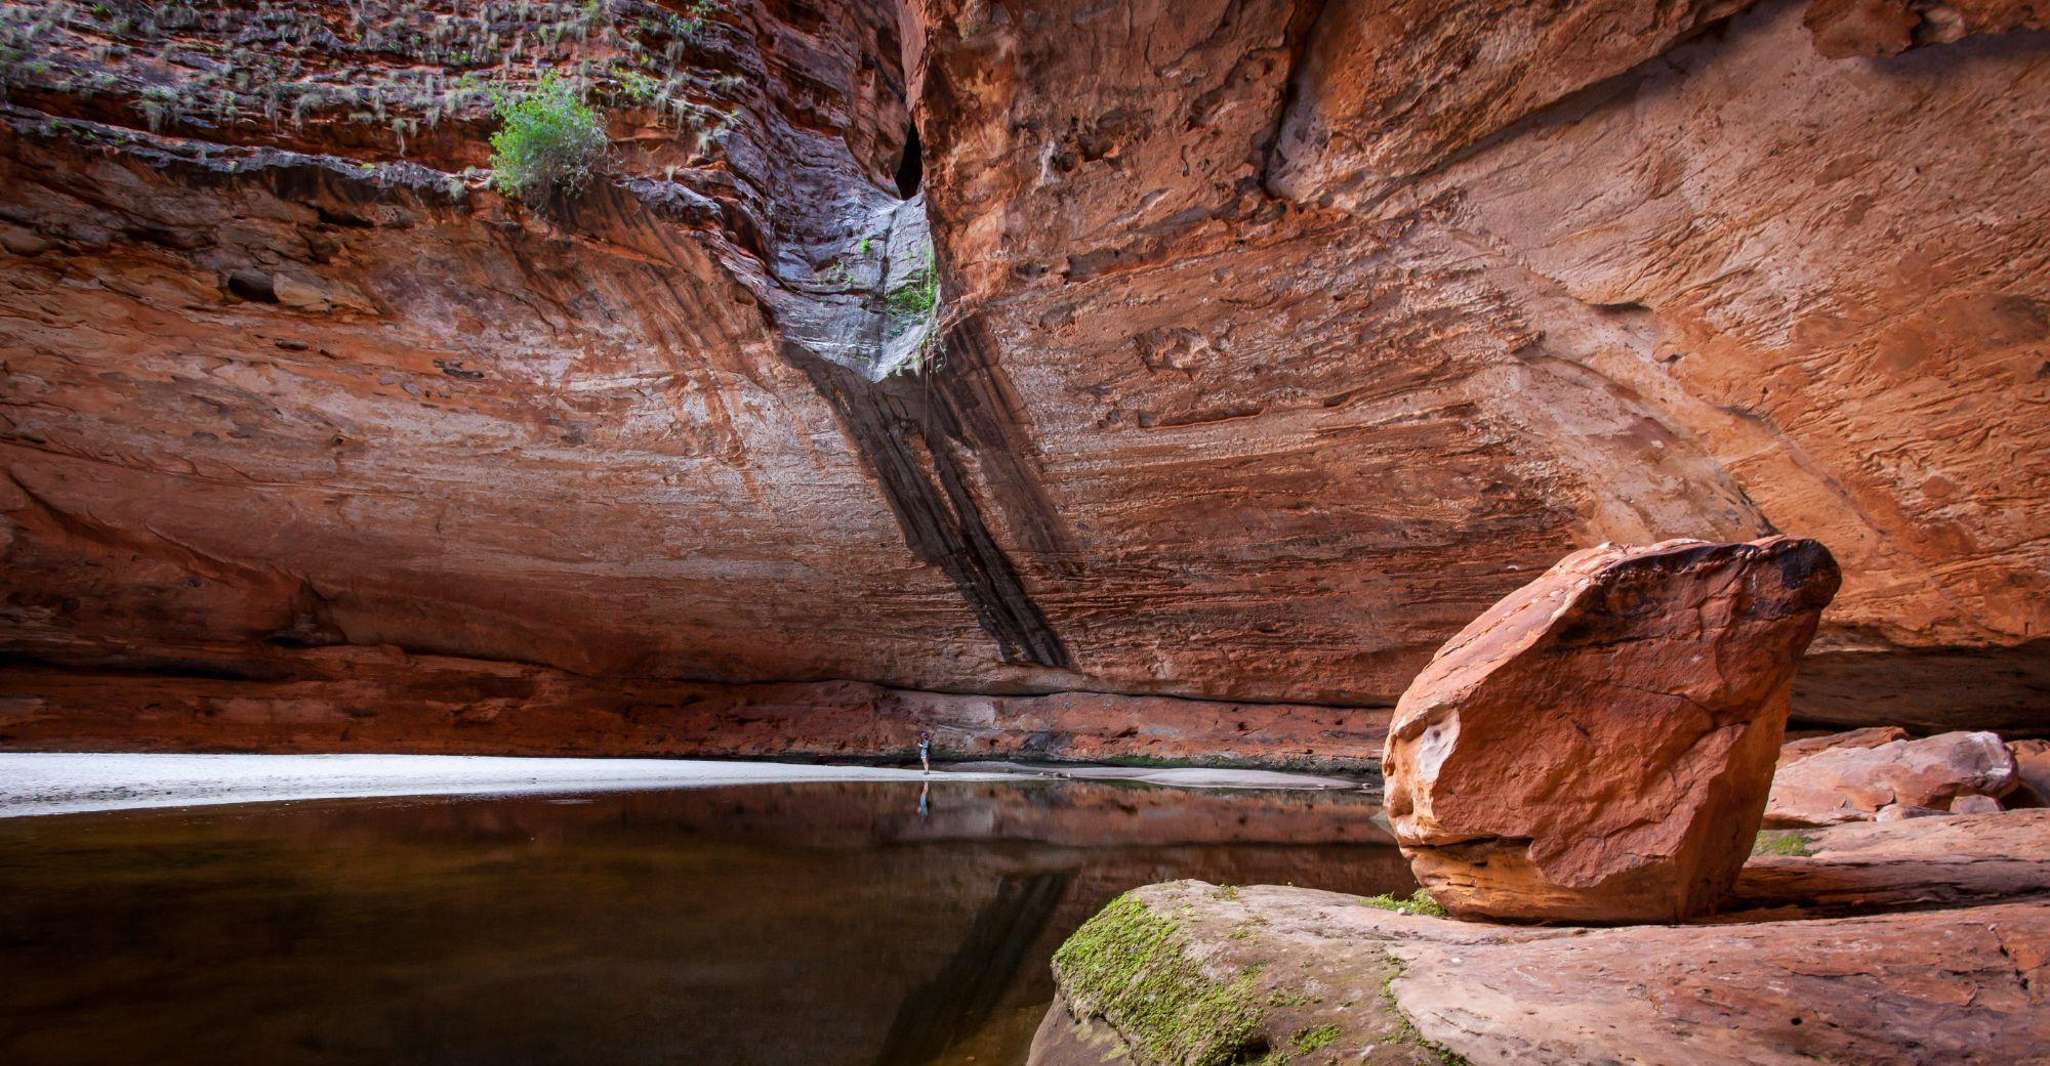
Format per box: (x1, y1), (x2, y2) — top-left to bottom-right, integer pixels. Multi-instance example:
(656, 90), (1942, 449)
(0, 753), (1027, 819)
(0, 753), (1367, 819)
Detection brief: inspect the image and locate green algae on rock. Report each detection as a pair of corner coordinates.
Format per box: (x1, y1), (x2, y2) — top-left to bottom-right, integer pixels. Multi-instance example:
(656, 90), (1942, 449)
(1051, 892), (1268, 1066)
(1042, 881), (1470, 1066)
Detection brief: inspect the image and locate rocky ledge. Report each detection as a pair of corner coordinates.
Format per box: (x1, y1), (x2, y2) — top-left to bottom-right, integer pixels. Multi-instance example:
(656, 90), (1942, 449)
(1033, 811), (2050, 1066)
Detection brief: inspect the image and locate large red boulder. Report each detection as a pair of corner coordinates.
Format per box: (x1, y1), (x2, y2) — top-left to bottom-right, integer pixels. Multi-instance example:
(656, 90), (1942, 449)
(1383, 537), (1841, 922)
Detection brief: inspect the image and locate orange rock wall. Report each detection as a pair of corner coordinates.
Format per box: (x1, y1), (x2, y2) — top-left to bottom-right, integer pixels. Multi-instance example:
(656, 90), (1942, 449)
(2, 0), (2045, 756)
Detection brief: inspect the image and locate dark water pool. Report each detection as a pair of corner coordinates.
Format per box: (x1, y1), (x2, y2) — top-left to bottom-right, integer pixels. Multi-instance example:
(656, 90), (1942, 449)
(0, 779), (1414, 1066)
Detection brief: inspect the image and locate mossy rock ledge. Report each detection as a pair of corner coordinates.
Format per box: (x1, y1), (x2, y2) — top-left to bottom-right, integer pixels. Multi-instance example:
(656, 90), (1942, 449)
(1038, 880), (1476, 1066)
(1031, 878), (2050, 1065)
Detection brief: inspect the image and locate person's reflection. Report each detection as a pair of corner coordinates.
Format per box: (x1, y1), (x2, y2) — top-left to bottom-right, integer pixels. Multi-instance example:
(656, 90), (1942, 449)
(918, 780), (930, 819)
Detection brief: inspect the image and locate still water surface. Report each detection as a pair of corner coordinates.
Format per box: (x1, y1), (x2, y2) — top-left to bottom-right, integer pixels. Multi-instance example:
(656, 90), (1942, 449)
(0, 779), (1413, 1065)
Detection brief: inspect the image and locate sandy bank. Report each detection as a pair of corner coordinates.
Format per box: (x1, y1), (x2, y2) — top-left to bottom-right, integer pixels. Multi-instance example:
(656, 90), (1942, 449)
(0, 753), (1033, 819)
(0, 753), (1366, 819)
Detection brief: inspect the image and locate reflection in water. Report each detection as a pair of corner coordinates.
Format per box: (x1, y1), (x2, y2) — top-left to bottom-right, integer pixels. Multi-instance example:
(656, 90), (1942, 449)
(0, 780), (1413, 1066)
(877, 870), (1071, 1064)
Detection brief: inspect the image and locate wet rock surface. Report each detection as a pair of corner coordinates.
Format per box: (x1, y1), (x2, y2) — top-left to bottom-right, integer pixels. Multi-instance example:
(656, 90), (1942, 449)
(1383, 537), (1840, 922)
(2, 1), (2049, 753)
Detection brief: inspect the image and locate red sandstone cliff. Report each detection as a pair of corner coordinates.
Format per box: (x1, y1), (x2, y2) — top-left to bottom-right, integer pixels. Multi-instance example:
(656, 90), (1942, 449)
(2, 0), (2045, 759)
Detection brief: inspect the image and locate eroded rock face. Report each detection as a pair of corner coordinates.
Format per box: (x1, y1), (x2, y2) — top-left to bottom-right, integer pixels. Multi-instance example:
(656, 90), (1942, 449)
(2, 0), (2049, 754)
(1766, 730), (2021, 826)
(1384, 537), (1840, 922)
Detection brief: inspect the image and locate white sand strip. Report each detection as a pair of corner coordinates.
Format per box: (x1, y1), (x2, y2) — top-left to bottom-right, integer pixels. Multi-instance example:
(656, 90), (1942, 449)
(0, 752), (1026, 819)
(947, 761), (1367, 790)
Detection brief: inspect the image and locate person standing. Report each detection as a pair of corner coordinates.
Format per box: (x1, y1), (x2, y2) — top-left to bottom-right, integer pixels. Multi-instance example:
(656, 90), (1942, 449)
(917, 729), (932, 775)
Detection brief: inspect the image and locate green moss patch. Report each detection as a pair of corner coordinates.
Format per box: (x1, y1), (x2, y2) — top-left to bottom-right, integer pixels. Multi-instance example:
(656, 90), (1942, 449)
(1053, 892), (1268, 1066)
(1751, 831), (1814, 857)
(1292, 1023), (1340, 1053)
(1358, 888), (1447, 917)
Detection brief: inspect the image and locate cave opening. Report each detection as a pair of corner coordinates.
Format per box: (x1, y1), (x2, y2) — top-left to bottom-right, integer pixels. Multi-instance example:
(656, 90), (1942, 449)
(894, 120), (922, 198)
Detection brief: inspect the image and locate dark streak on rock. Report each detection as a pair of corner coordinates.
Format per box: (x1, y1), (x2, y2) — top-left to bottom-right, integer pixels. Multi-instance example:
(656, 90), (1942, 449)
(1259, 0), (1337, 195)
(783, 318), (1073, 669)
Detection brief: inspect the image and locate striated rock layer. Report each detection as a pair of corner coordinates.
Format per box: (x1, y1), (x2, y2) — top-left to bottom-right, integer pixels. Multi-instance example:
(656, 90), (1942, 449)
(0, 655), (1388, 773)
(1734, 808), (2050, 917)
(3, 0), (2048, 755)
(1383, 536), (1840, 921)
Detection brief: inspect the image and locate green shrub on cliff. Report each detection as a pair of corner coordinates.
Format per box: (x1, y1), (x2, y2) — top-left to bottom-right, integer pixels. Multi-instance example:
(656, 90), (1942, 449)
(884, 251), (939, 318)
(489, 72), (607, 202)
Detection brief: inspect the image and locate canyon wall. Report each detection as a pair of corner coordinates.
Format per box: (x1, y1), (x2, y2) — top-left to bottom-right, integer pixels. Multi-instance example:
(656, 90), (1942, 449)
(2, 0), (2046, 760)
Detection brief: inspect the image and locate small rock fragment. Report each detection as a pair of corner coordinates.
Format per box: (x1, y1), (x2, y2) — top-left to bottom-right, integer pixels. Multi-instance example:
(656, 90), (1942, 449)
(1875, 802), (1947, 822)
(1949, 793), (2003, 815)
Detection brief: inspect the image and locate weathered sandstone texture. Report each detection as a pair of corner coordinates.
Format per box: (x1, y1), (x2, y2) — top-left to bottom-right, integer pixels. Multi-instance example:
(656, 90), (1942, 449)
(3, 0), (2049, 754)
(1766, 729), (2021, 826)
(1777, 724), (1911, 767)
(1384, 537), (1840, 922)
(1734, 808), (2050, 917)
(1033, 879), (2050, 1066)
(2013, 740), (2050, 806)
(1805, 0), (2050, 56)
